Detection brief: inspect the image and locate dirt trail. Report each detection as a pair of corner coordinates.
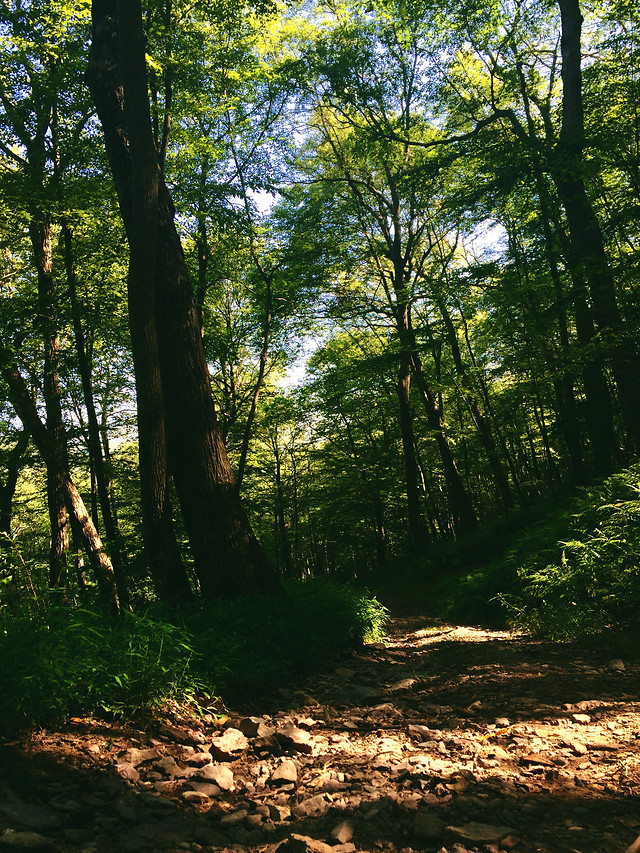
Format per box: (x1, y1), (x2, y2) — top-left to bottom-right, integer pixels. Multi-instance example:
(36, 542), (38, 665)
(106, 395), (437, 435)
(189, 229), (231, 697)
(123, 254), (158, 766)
(1, 615), (639, 853)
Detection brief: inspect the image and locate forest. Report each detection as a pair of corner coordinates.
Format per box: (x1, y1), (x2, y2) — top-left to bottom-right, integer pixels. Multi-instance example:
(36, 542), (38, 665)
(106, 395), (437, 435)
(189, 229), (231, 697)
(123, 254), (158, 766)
(1, 0), (640, 738)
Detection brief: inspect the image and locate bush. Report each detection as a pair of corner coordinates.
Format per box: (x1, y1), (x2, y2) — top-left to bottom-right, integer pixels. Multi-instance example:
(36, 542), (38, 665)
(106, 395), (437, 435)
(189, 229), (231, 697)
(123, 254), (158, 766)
(502, 466), (640, 638)
(0, 580), (387, 734)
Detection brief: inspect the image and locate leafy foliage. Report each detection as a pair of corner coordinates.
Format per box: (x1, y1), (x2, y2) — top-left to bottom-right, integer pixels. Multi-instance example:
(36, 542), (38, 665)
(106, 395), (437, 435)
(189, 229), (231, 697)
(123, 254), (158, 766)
(0, 580), (387, 734)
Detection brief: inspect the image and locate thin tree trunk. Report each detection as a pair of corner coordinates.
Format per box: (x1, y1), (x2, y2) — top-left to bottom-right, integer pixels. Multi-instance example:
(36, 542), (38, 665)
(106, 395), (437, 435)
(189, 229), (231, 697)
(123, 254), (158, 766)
(0, 350), (120, 613)
(29, 219), (70, 593)
(62, 223), (130, 608)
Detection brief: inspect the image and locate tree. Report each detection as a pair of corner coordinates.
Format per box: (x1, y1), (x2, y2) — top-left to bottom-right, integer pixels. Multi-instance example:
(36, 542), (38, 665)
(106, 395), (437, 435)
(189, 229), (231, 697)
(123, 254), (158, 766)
(87, 0), (281, 598)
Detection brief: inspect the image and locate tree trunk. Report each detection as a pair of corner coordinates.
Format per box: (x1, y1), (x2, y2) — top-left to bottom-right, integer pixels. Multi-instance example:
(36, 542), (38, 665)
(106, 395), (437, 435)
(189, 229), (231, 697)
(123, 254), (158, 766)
(63, 224), (131, 608)
(29, 219), (71, 593)
(0, 350), (120, 613)
(555, 0), (640, 450)
(396, 350), (428, 548)
(88, 0), (280, 597)
(436, 295), (515, 507)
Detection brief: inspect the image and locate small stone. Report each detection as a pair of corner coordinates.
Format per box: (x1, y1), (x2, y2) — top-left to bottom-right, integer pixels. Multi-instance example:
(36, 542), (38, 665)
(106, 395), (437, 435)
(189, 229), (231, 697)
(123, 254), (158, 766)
(331, 819), (356, 844)
(291, 794), (330, 818)
(407, 724), (432, 741)
(568, 740), (588, 756)
(220, 809), (248, 826)
(445, 822), (514, 844)
(116, 762), (140, 783)
(197, 764), (234, 791)
(414, 812), (445, 840)
(239, 716), (275, 738)
(0, 803), (61, 832)
(275, 833), (335, 853)
(276, 725), (314, 755)
(572, 714), (591, 724)
(495, 718), (510, 727)
(0, 829), (53, 848)
(269, 759), (298, 785)
(182, 791), (210, 804)
(209, 728), (248, 761)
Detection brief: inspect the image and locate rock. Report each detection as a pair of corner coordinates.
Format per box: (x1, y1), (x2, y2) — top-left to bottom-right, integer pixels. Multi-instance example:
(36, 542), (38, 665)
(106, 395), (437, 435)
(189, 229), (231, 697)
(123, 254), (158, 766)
(238, 716), (275, 738)
(269, 759), (298, 785)
(568, 740), (588, 756)
(0, 803), (60, 832)
(116, 762), (140, 783)
(0, 829), (53, 848)
(182, 790), (210, 804)
(276, 725), (314, 755)
(572, 714), (592, 724)
(275, 834), (336, 853)
(519, 753), (555, 767)
(495, 718), (510, 727)
(197, 764), (234, 791)
(220, 809), (248, 826)
(119, 747), (160, 766)
(414, 812), (445, 840)
(158, 723), (205, 745)
(445, 822), (514, 844)
(209, 728), (248, 761)
(389, 678), (416, 691)
(187, 781), (222, 797)
(291, 794), (330, 818)
(331, 819), (356, 843)
(154, 756), (185, 778)
(407, 724), (432, 741)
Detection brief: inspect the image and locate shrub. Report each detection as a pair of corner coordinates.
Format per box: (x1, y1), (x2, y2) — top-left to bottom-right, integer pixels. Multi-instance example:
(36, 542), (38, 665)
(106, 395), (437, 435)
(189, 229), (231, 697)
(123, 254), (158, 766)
(0, 580), (387, 734)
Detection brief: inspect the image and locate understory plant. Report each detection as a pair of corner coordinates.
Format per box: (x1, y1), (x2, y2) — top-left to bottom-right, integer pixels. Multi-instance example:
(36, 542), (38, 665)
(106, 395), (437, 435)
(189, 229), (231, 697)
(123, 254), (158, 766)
(0, 580), (387, 734)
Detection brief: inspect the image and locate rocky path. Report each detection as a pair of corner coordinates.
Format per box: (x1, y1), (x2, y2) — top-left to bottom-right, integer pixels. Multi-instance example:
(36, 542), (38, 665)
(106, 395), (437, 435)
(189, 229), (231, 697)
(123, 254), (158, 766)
(2, 615), (640, 853)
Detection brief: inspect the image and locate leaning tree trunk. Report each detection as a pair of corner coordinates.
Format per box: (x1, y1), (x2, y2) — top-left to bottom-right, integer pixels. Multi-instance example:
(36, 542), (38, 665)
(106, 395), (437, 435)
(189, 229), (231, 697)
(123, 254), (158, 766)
(0, 350), (120, 614)
(88, 0), (280, 597)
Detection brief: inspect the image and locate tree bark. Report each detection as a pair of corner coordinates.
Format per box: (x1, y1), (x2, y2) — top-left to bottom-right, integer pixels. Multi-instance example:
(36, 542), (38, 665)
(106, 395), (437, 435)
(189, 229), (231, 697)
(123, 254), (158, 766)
(555, 0), (640, 451)
(88, 0), (280, 597)
(29, 219), (70, 593)
(0, 348), (120, 613)
(63, 224), (130, 608)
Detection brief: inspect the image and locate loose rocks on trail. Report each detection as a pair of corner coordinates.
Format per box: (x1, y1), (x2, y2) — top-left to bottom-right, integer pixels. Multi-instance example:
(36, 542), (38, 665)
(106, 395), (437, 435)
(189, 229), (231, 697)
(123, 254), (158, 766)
(1, 617), (639, 853)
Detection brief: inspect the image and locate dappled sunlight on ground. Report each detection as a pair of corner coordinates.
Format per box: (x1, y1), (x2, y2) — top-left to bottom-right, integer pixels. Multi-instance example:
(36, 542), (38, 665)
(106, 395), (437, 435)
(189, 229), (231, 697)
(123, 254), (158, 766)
(1, 613), (639, 852)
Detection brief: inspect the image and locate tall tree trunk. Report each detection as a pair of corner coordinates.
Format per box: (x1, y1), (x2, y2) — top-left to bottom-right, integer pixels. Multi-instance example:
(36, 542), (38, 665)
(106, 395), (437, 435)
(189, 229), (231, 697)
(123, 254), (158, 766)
(29, 219), (70, 593)
(555, 0), (640, 450)
(0, 428), (29, 536)
(435, 295), (515, 507)
(396, 350), (428, 548)
(88, 0), (280, 597)
(62, 224), (131, 608)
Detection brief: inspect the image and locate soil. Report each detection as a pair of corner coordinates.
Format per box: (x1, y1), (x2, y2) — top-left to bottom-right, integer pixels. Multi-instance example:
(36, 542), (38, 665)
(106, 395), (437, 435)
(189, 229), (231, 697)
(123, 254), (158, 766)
(1, 613), (639, 853)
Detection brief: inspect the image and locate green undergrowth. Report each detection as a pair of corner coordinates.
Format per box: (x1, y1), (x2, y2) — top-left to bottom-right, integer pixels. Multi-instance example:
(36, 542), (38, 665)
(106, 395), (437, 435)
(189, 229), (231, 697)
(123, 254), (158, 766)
(0, 580), (387, 736)
(376, 464), (640, 643)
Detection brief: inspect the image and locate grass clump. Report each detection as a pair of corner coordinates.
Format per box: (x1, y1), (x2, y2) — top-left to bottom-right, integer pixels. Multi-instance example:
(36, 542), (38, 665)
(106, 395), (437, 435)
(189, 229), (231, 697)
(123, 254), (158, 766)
(0, 580), (387, 735)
